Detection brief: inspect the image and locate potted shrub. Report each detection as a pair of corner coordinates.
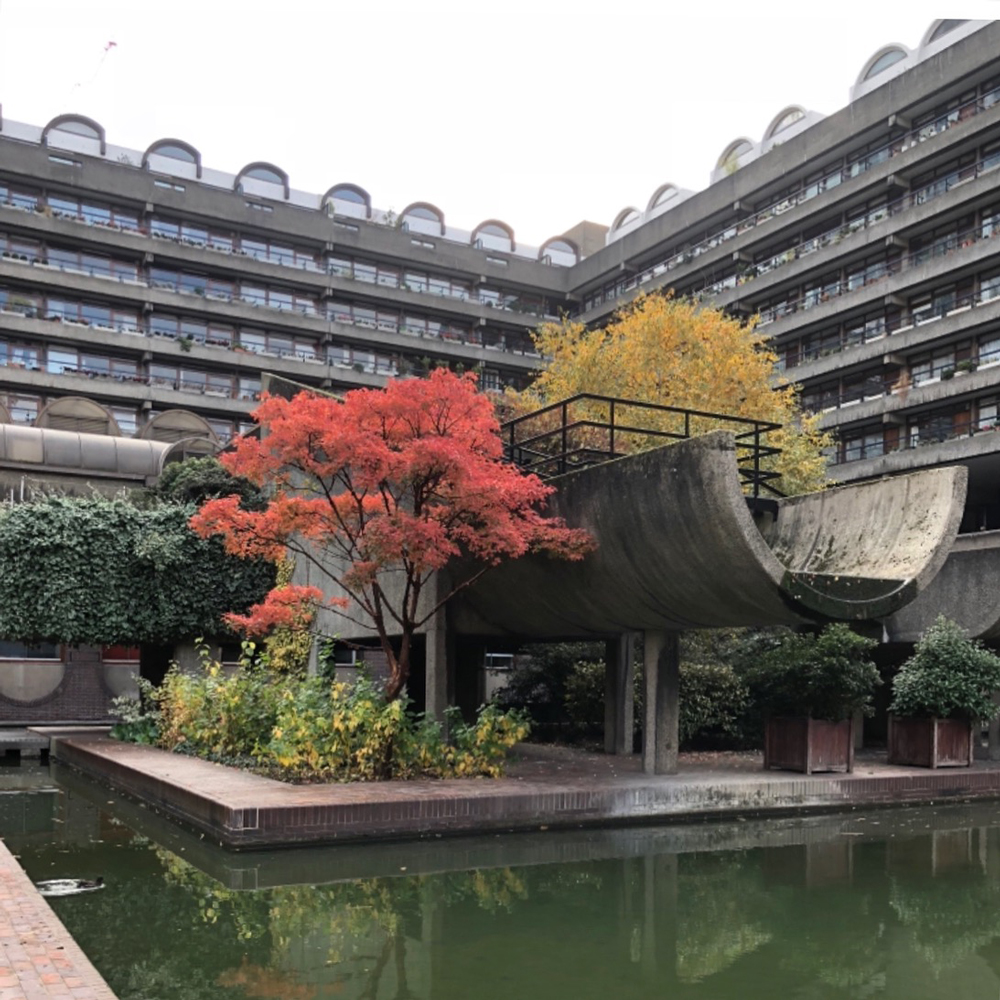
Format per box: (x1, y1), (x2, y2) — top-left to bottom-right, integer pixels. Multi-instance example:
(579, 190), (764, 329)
(888, 616), (1000, 767)
(748, 624), (880, 774)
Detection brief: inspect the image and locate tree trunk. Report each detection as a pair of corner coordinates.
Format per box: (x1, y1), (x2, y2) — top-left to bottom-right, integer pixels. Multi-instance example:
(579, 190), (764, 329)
(382, 630), (412, 702)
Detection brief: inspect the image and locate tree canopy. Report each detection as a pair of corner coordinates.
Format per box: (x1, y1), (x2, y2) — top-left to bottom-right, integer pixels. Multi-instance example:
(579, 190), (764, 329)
(0, 496), (273, 645)
(191, 369), (593, 700)
(520, 294), (829, 495)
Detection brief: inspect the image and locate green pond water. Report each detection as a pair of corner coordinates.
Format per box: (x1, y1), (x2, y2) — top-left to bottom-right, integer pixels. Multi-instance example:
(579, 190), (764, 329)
(4, 763), (1000, 1000)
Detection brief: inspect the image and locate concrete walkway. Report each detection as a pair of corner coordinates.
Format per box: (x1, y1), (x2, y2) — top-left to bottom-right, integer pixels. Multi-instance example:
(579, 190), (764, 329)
(44, 730), (1000, 849)
(0, 839), (116, 1000)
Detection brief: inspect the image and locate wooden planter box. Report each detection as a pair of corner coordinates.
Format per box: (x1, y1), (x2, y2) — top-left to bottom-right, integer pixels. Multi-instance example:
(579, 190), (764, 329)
(887, 715), (973, 768)
(763, 716), (854, 774)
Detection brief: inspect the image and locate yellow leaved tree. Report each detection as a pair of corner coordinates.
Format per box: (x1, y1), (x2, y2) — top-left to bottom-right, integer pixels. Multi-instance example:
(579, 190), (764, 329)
(515, 294), (829, 496)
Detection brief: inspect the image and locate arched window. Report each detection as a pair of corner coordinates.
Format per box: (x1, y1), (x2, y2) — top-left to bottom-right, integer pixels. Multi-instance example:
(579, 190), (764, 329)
(612, 207), (641, 232)
(765, 106), (806, 139)
(234, 162), (290, 199)
(142, 139), (202, 177)
(539, 238), (579, 265)
(927, 19), (967, 43)
(322, 184), (372, 219)
(472, 220), (515, 251)
(41, 115), (106, 155)
(717, 139), (754, 171)
(864, 47), (907, 80)
(648, 184), (678, 211)
(401, 202), (445, 235)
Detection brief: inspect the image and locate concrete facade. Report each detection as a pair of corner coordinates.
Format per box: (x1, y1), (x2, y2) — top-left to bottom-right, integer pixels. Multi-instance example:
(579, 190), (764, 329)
(0, 20), (998, 520)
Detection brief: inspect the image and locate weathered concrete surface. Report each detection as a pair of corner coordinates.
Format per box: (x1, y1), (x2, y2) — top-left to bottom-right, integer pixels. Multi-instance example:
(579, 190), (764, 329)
(452, 432), (966, 636)
(885, 529), (1000, 642)
(49, 731), (1000, 850)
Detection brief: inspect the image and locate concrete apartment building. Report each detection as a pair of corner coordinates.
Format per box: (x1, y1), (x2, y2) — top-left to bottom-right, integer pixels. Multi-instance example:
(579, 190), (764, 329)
(0, 18), (999, 718)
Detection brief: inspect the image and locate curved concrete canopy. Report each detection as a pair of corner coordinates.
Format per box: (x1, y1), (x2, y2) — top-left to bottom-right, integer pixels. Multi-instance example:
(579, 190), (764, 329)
(452, 431), (966, 637)
(884, 531), (1000, 643)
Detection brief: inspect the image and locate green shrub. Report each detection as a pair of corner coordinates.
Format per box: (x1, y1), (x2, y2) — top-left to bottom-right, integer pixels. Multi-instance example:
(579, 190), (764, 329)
(679, 662), (749, 748)
(741, 624), (880, 722)
(563, 659), (607, 734)
(890, 616), (1000, 721)
(113, 646), (529, 781)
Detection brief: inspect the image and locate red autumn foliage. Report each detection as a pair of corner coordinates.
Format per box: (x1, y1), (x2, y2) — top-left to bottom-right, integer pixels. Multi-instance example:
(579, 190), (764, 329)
(190, 370), (593, 700)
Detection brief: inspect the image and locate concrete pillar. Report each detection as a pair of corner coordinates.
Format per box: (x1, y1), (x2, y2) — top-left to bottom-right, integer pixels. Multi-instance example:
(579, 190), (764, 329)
(425, 622), (450, 724)
(604, 633), (636, 755)
(643, 630), (680, 775)
(853, 708), (864, 750)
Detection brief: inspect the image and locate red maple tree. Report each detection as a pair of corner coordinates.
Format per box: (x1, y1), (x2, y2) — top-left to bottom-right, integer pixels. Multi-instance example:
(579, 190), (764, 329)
(190, 370), (593, 700)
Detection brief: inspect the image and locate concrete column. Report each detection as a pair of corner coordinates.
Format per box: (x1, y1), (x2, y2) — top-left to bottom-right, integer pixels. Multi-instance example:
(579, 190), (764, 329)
(604, 633), (636, 755)
(643, 630), (680, 775)
(425, 622), (450, 724)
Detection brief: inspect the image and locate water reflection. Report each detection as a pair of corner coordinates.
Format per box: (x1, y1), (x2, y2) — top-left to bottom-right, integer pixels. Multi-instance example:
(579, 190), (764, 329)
(6, 764), (1000, 999)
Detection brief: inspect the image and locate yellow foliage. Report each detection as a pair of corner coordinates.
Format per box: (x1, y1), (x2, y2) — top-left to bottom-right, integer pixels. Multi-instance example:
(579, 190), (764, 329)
(519, 294), (830, 496)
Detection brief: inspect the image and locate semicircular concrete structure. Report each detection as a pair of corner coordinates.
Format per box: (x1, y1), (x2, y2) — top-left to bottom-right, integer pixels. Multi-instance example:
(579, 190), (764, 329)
(884, 531), (1000, 643)
(452, 431), (966, 637)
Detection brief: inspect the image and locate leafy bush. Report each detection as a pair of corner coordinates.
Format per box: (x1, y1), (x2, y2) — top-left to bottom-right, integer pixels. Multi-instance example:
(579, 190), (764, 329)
(113, 646), (529, 781)
(890, 616), (1000, 721)
(563, 658), (607, 734)
(679, 663), (749, 748)
(741, 624), (880, 722)
(494, 642), (605, 737)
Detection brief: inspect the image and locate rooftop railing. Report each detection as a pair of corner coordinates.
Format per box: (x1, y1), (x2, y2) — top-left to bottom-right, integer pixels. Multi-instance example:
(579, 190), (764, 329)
(501, 393), (783, 499)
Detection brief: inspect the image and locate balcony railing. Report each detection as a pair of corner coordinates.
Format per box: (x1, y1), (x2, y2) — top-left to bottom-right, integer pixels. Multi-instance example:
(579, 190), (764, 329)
(583, 89), (1000, 312)
(501, 393), (783, 499)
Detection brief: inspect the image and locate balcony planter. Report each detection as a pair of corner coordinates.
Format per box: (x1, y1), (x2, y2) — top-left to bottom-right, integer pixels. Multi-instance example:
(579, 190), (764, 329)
(888, 616), (1000, 768)
(764, 716), (854, 774)
(746, 624), (879, 775)
(887, 715), (973, 768)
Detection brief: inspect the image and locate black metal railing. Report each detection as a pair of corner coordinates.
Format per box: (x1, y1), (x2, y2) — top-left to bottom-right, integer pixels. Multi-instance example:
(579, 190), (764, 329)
(501, 394), (784, 499)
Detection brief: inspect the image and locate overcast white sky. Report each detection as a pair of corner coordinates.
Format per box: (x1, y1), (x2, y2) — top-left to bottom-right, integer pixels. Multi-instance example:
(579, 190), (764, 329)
(0, 2), (997, 247)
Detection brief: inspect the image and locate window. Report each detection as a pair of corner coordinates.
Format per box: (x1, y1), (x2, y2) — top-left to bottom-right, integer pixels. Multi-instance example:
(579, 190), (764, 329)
(0, 641), (59, 659)
(864, 48), (906, 80)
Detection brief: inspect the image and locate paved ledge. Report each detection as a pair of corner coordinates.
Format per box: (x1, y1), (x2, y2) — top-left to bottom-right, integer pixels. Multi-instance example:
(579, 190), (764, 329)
(0, 838), (117, 1000)
(46, 732), (1000, 849)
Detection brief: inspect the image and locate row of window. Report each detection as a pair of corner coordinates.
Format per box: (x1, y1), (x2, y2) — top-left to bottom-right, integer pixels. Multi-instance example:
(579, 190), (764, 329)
(755, 213), (1000, 328)
(0, 282), (540, 360)
(0, 336), (513, 401)
(777, 269), (1000, 370)
(800, 326), (1000, 413)
(837, 391), (1000, 465)
(581, 79), (1000, 313)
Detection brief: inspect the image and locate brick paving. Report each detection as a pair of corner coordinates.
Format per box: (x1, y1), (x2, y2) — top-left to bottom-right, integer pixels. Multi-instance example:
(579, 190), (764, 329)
(0, 839), (117, 1000)
(43, 730), (1000, 849)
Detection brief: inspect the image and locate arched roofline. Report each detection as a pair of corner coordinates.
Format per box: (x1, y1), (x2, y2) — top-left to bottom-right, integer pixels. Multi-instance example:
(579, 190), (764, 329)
(539, 236), (580, 262)
(35, 396), (120, 436)
(142, 138), (203, 177)
(647, 183), (679, 212)
(321, 183), (372, 218)
(234, 161), (290, 199)
(41, 114), (106, 155)
(612, 207), (641, 231)
(158, 436), (222, 473)
(472, 218), (515, 249)
(857, 44), (911, 84)
(139, 408), (220, 444)
(717, 137), (755, 169)
(400, 201), (445, 233)
(920, 19), (968, 48)
(763, 105), (807, 140)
